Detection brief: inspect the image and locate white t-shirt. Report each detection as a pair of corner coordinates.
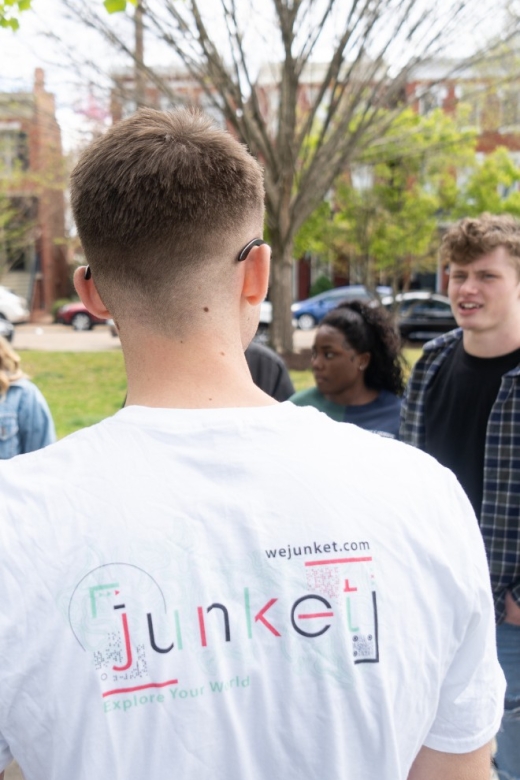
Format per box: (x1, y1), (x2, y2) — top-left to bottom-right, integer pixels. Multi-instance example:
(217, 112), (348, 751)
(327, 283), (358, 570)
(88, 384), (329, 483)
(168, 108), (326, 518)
(0, 404), (504, 780)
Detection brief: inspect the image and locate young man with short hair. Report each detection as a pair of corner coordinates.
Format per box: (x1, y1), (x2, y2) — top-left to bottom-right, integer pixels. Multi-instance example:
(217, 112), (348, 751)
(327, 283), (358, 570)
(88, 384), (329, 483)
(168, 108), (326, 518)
(401, 212), (520, 780)
(0, 111), (504, 780)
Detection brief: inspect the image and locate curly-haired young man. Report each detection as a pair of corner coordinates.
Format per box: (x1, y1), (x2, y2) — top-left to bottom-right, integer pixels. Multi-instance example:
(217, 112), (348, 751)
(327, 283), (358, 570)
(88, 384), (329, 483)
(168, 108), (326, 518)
(401, 212), (520, 780)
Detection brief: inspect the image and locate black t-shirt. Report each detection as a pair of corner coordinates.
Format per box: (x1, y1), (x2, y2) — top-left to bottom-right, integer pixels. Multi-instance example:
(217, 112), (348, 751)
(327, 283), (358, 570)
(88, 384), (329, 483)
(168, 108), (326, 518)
(245, 342), (295, 402)
(424, 341), (520, 519)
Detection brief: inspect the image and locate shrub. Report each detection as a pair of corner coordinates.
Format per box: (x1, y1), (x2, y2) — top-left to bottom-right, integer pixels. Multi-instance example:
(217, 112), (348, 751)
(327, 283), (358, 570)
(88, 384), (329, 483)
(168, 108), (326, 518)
(309, 275), (333, 298)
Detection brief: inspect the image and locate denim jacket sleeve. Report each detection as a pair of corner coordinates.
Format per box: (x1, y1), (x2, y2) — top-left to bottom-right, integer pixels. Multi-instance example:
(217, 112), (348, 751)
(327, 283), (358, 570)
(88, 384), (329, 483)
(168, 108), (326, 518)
(0, 380), (56, 458)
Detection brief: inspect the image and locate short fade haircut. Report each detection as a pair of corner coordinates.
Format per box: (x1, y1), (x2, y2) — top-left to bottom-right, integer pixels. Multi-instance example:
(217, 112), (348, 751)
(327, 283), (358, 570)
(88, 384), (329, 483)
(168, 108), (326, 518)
(70, 108), (265, 328)
(442, 213), (520, 272)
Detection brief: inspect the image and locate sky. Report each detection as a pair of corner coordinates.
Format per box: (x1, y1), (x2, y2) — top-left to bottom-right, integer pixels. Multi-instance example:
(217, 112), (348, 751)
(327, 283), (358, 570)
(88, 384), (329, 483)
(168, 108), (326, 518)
(0, 0), (507, 153)
(0, 0), (129, 151)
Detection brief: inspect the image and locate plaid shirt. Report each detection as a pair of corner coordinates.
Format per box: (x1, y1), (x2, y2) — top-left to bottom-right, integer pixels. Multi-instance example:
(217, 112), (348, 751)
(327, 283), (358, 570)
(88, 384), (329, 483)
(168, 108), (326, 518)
(400, 328), (520, 623)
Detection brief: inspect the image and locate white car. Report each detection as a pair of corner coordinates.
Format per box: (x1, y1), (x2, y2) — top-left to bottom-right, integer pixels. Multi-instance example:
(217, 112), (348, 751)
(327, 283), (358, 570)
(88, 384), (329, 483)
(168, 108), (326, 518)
(260, 300), (272, 325)
(0, 287), (30, 323)
(254, 300), (272, 343)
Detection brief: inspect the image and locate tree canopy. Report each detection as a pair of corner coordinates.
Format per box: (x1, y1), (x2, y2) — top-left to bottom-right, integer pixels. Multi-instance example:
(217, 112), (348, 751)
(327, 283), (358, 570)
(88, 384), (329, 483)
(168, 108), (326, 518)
(48, 0), (500, 350)
(0, 0), (31, 29)
(294, 107), (477, 291)
(456, 147), (520, 217)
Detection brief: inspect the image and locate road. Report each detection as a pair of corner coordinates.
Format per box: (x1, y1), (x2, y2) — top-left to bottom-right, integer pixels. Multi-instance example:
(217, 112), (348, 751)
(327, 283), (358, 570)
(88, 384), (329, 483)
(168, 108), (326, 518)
(12, 322), (121, 352)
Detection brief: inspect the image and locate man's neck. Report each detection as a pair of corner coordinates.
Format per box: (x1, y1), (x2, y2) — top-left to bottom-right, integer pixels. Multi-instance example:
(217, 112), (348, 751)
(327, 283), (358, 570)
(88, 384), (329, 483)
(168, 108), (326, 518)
(462, 326), (520, 358)
(122, 325), (276, 409)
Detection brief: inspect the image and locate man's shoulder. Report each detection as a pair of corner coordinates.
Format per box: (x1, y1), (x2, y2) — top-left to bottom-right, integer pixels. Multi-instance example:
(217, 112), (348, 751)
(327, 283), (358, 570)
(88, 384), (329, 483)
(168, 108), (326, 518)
(407, 329), (462, 387)
(416, 328), (461, 359)
(420, 327), (462, 357)
(5, 378), (40, 398)
(287, 400), (446, 470)
(0, 416), (112, 482)
(0, 401), (443, 494)
(377, 390), (402, 409)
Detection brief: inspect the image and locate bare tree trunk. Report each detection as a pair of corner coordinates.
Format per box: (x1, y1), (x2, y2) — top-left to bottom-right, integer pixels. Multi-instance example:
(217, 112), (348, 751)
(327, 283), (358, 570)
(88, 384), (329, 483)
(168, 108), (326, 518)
(269, 234), (295, 354)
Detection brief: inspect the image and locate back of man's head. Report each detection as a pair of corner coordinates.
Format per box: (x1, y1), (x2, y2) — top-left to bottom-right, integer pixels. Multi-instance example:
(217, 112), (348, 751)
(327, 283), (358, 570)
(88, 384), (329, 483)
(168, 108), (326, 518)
(442, 212), (520, 272)
(71, 108), (265, 333)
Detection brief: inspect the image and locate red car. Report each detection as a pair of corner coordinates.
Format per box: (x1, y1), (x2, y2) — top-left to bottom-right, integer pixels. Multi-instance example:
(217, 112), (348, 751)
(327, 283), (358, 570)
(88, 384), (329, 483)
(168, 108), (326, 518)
(56, 302), (108, 331)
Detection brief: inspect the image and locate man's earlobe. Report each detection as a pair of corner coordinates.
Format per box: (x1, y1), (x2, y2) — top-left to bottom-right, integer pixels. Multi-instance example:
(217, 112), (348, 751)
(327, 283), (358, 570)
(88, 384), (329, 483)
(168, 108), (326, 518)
(73, 266), (111, 320)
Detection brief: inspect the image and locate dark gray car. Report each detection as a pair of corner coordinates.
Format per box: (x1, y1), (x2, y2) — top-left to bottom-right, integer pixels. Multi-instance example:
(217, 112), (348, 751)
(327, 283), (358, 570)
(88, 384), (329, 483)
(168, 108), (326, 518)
(382, 292), (456, 341)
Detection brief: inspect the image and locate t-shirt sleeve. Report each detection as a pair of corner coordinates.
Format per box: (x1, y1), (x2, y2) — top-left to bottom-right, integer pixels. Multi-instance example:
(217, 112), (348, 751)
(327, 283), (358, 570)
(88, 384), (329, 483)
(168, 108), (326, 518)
(423, 473), (506, 754)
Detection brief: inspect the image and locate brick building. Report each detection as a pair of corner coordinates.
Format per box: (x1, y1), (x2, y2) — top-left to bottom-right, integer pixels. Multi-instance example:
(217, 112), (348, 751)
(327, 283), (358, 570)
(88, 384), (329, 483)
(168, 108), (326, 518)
(407, 58), (520, 156)
(0, 68), (70, 317)
(111, 67), (225, 127)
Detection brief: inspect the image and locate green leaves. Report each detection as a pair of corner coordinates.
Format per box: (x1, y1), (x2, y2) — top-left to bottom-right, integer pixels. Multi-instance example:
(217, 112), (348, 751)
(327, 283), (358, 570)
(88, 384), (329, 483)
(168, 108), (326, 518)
(457, 147), (520, 218)
(103, 0), (136, 12)
(294, 107), (478, 286)
(0, 0), (136, 29)
(0, 0), (32, 30)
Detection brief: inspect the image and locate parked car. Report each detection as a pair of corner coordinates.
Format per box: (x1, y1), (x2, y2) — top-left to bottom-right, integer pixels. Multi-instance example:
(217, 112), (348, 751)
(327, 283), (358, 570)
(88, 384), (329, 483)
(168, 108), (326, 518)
(291, 285), (391, 330)
(56, 302), (108, 331)
(0, 287), (30, 324)
(107, 318), (118, 337)
(253, 300), (273, 343)
(0, 319), (15, 342)
(381, 292), (457, 341)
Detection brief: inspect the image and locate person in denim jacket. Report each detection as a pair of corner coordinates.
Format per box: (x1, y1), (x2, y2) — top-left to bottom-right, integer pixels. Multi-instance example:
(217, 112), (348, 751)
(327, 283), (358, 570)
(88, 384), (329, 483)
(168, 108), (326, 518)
(0, 336), (55, 458)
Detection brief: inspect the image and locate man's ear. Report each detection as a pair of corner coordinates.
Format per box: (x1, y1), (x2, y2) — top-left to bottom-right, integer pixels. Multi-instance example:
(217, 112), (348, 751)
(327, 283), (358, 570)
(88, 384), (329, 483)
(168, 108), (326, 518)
(241, 243), (271, 305)
(73, 266), (111, 319)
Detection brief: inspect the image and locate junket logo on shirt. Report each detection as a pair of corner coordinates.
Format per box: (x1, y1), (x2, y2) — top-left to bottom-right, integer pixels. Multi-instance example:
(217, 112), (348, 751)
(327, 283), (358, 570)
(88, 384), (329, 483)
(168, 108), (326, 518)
(67, 543), (378, 710)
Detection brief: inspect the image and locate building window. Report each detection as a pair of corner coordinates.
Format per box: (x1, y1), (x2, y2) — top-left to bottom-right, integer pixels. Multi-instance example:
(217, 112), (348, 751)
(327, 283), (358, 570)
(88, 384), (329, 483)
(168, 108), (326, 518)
(350, 164), (374, 192)
(418, 85), (448, 115)
(501, 88), (520, 131)
(459, 95), (481, 129)
(121, 97), (137, 119)
(198, 94), (225, 127)
(0, 197), (37, 272)
(0, 130), (29, 175)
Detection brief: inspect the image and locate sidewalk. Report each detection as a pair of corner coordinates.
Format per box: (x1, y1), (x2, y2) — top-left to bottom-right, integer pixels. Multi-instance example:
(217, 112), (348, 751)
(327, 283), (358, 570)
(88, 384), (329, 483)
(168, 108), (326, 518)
(11, 322), (316, 355)
(12, 323), (120, 352)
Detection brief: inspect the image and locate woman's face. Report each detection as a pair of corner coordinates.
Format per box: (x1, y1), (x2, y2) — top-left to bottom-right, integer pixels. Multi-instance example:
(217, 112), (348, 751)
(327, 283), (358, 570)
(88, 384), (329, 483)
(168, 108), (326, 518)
(311, 325), (370, 398)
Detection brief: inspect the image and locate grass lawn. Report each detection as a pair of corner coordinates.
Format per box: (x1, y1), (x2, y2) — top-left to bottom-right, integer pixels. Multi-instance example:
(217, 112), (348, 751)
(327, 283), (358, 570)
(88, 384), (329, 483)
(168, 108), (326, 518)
(19, 346), (424, 439)
(21, 351), (128, 439)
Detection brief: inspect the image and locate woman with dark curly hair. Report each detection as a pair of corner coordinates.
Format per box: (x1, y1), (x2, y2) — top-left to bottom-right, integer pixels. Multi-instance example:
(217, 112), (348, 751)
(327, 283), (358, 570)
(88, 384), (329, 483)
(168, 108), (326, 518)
(290, 300), (405, 437)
